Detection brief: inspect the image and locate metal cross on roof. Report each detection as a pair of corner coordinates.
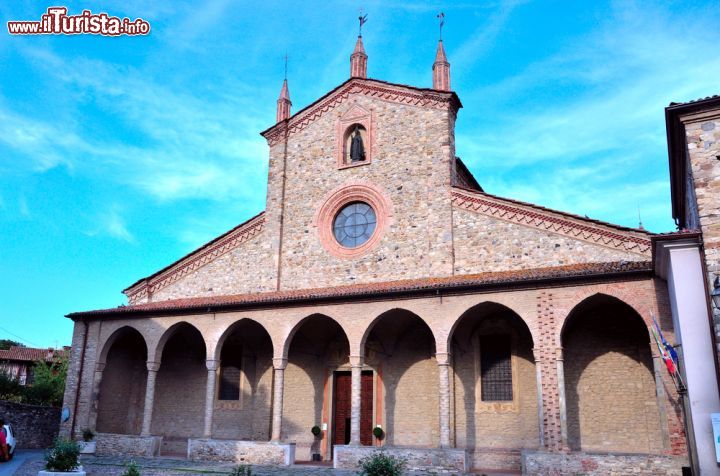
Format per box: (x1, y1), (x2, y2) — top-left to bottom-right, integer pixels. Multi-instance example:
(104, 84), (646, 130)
(437, 12), (445, 40)
(358, 10), (368, 37)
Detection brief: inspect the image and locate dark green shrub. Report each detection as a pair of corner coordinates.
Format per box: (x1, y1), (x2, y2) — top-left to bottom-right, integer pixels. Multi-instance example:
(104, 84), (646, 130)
(229, 464), (253, 476)
(121, 460), (141, 476)
(311, 425), (322, 436)
(372, 426), (384, 439)
(0, 372), (23, 402)
(44, 438), (81, 472)
(358, 452), (407, 476)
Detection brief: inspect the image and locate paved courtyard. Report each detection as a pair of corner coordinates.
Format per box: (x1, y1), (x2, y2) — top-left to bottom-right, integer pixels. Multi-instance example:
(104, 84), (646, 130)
(6, 453), (494, 476)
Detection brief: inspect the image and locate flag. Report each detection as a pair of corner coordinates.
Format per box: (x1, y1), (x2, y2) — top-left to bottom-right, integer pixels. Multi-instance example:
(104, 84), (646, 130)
(652, 313), (679, 365)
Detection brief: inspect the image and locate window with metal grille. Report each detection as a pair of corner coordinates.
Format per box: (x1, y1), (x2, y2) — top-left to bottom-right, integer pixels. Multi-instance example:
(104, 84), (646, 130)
(480, 335), (512, 401)
(219, 346), (242, 400)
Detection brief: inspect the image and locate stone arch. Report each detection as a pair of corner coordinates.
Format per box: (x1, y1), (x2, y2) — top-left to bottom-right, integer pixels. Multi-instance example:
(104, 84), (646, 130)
(212, 318), (274, 362)
(358, 307), (438, 358)
(280, 313), (351, 360)
(446, 301), (536, 353)
(556, 288), (654, 346)
(97, 324), (147, 366)
(96, 326), (148, 435)
(151, 321), (207, 364)
(561, 293), (663, 453)
(448, 301), (539, 460)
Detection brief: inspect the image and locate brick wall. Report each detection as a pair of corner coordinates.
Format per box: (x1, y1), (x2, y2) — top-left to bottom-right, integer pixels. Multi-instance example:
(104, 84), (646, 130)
(563, 296), (663, 453)
(0, 400), (60, 448)
(522, 450), (687, 475)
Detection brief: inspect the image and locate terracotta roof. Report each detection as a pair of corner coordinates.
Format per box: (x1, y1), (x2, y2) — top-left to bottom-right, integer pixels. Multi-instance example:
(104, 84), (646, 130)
(68, 261), (652, 319)
(0, 346), (67, 363)
(668, 95), (720, 107)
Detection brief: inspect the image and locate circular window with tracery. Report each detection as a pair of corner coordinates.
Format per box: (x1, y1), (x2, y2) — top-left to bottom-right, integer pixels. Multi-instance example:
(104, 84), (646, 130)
(333, 202), (377, 248)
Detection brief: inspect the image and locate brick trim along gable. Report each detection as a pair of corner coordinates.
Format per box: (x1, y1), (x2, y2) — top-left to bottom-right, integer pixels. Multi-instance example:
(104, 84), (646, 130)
(124, 213), (266, 304)
(451, 187), (652, 256)
(261, 78), (461, 147)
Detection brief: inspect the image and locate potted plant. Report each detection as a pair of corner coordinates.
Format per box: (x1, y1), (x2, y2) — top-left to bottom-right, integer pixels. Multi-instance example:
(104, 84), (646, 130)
(372, 426), (384, 440)
(38, 438), (85, 475)
(79, 428), (96, 454)
(310, 425), (322, 461)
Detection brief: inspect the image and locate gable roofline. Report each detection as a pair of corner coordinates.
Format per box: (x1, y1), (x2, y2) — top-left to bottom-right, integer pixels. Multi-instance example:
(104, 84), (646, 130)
(665, 95), (720, 227)
(123, 211), (265, 301)
(260, 77), (462, 143)
(69, 260), (652, 319)
(451, 186), (653, 255)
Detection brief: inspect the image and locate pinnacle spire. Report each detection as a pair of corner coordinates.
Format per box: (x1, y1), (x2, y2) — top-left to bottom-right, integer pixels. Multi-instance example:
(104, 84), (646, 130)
(276, 78), (291, 122)
(432, 39), (451, 91)
(350, 36), (368, 78)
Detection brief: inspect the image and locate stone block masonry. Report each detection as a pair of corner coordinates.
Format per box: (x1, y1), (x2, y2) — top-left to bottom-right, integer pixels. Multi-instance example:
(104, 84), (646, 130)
(0, 400), (60, 448)
(188, 439), (295, 465)
(333, 445), (468, 472)
(522, 450), (688, 475)
(95, 433), (162, 457)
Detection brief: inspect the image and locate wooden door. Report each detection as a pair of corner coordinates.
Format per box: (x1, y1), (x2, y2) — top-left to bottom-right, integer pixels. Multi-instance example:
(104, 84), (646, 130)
(333, 370), (374, 446)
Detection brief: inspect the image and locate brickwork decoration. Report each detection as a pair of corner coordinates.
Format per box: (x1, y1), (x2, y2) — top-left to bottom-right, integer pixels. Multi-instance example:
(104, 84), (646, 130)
(125, 214), (265, 304)
(452, 188), (651, 256)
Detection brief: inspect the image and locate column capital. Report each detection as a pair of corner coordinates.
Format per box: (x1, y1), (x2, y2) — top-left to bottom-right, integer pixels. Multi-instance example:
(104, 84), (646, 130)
(435, 352), (452, 366)
(146, 361), (161, 372)
(95, 362), (106, 373)
(273, 358), (288, 370)
(206, 359), (220, 371)
(349, 355), (364, 368)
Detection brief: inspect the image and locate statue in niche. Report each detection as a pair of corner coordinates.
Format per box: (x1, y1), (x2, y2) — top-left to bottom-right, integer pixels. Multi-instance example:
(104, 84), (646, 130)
(349, 125), (366, 162)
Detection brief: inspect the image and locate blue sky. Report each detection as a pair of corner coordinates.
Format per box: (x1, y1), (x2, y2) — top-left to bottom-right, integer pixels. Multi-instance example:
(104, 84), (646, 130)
(1, 0), (719, 348)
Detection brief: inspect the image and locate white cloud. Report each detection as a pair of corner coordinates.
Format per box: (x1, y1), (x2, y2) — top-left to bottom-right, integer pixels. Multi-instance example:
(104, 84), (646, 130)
(86, 206), (135, 243)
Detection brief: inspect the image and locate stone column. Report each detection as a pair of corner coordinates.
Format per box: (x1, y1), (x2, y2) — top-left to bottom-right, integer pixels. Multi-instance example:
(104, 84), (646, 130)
(87, 362), (105, 431)
(436, 352), (451, 448)
(555, 348), (568, 448)
(271, 358), (287, 442)
(532, 349), (545, 449)
(350, 355), (364, 445)
(141, 361), (160, 436)
(204, 359), (219, 438)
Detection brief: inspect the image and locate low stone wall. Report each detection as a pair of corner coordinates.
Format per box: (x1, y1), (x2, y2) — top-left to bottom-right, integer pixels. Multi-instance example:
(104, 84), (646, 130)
(333, 446), (468, 473)
(521, 450), (689, 475)
(188, 439), (295, 465)
(0, 400), (60, 448)
(471, 447), (522, 471)
(95, 433), (162, 457)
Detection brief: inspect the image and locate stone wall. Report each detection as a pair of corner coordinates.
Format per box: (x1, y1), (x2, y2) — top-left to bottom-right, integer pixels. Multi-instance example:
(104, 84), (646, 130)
(522, 450), (688, 475)
(95, 433), (161, 457)
(452, 207), (646, 276)
(333, 445), (468, 472)
(683, 115), (720, 361)
(0, 400), (60, 448)
(188, 439), (295, 465)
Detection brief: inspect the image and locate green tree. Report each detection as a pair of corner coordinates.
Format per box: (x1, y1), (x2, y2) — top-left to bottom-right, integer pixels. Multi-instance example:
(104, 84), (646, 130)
(0, 339), (24, 350)
(24, 353), (68, 406)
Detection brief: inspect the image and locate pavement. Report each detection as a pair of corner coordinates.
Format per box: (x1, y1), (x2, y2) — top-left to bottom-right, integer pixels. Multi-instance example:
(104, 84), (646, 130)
(1, 452), (494, 475)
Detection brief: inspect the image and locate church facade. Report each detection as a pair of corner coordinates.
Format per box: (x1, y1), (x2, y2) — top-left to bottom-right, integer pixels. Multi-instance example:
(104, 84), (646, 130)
(60, 35), (707, 474)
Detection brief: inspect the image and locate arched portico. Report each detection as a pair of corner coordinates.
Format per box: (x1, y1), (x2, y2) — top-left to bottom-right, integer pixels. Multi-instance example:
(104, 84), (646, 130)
(363, 308), (438, 447)
(95, 326), (148, 435)
(150, 322), (207, 455)
(561, 293), (664, 453)
(281, 313), (350, 461)
(449, 302), (539, 469)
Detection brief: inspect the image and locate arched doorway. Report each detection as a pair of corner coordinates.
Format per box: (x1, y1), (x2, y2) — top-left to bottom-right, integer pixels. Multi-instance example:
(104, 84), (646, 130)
(562, 294), (663, 453)
(213, 319), (274, 440)
(449, 303), (538, 469)
(151, 323), (207, 455)
(283, 314), (350, 461)
(363, 309), (437, 447)
(96, 327), (148, 435)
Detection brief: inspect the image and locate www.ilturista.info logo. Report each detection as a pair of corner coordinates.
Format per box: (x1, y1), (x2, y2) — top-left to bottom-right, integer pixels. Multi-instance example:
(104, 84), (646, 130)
(7, 7), (151, 36)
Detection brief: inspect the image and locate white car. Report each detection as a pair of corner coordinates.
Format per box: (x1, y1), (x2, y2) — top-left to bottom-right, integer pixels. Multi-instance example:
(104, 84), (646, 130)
(1, 424), (15, 460)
